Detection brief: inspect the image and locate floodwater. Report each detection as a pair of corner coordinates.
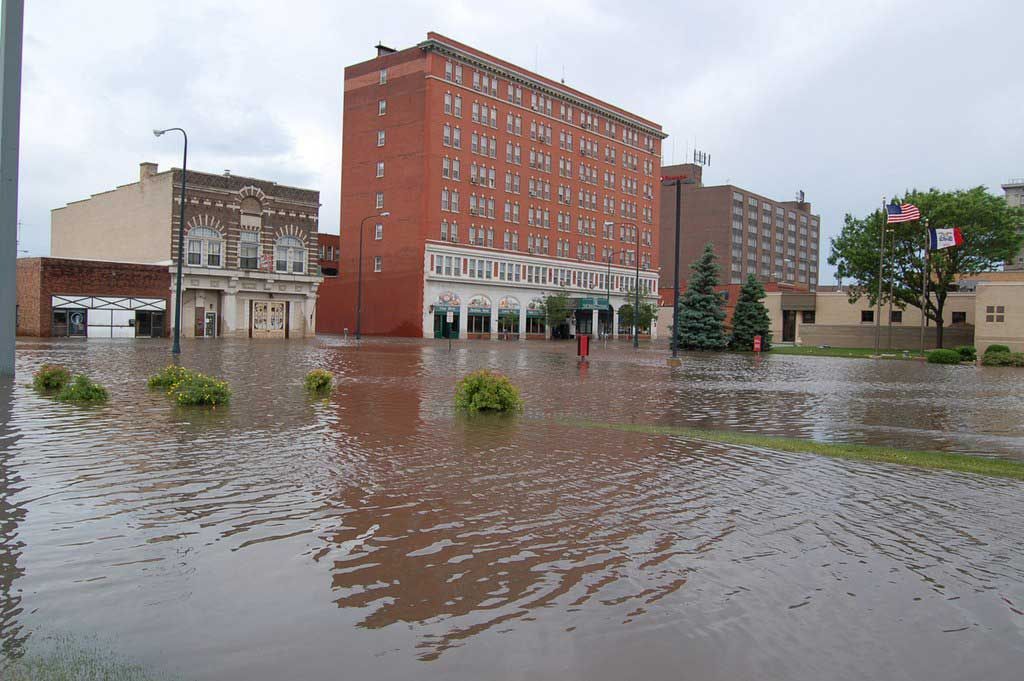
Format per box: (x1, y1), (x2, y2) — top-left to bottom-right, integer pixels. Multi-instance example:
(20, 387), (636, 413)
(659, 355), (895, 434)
(2, 337), (1023, 680)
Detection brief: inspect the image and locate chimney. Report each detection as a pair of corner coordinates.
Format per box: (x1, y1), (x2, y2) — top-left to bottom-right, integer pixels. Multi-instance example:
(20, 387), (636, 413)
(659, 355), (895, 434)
(139, 162), (158, 182)
(375, 42), (396, 57)
(223, 169), (231, 177)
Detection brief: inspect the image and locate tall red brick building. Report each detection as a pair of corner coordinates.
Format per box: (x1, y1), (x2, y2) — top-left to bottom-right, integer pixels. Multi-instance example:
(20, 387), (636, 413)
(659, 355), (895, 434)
(336, 33), (665, 339)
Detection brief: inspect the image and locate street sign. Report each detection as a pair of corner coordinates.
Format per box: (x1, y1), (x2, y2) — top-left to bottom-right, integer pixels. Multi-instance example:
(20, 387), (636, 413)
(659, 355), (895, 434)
(754, 335), (762, 353)
(446, 311), (454, 324)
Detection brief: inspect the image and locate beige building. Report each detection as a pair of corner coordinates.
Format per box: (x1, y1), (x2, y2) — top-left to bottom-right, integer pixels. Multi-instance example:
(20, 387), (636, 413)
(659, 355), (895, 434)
(657, 278), (1024, 352)
(51, 163), (322, 339)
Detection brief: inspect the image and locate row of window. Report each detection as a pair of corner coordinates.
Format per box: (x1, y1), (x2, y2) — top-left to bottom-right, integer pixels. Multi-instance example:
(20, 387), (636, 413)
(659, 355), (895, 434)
(185, 227), (307, 274)
(430, 251), (656, 293)
(441, 60), (659, 154)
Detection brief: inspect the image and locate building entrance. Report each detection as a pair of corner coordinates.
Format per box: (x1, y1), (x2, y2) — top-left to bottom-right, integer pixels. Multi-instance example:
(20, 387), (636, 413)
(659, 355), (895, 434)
(433, 311), (459, 339)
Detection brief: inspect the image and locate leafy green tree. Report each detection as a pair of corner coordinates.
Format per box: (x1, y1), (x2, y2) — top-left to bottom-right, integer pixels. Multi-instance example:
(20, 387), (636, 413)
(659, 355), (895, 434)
(539, 291), (570, 337)
(829, 187), (1023, 347)
(618, 302), (657, 332)
(677, 243), (727, 350)
(730, 274), (772, 351)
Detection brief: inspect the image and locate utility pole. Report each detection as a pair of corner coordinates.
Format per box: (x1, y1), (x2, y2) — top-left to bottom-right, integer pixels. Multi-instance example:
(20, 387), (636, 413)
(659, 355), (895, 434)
(0, 0), (24, 378)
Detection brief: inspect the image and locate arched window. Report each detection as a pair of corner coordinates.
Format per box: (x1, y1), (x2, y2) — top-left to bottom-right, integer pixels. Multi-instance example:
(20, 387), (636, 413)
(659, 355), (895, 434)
(275, 236), (305, 274)
(186, 226), (222, 267)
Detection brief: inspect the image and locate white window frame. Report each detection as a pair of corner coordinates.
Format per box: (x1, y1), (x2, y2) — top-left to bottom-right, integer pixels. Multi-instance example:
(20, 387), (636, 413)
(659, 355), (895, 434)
(185, 227), (223, 268)
(374, 223), (383, 240)
(378, 99), (386, 116)
(376, 130), (385, 147)
(238, 229), (260, 270)
(373, 256), (383, 272)
(274, 236), (306, 274)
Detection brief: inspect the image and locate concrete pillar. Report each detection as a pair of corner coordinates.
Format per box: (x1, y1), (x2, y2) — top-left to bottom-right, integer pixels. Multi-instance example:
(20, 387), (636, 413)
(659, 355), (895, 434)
(458, 303), (468, 337)
(518, 306), (526, 340)
(222, 290), (238, 336)
(0, 1), (24, 377)
(591, 309), (599, 337)
(490, 305), (498, 340)
(612, 307), (619, 339)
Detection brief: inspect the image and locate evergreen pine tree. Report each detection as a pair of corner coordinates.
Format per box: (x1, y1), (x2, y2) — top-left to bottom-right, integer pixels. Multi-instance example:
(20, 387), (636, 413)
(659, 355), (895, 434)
(677, 243), (727, 350)
(730, 274), (772, 351)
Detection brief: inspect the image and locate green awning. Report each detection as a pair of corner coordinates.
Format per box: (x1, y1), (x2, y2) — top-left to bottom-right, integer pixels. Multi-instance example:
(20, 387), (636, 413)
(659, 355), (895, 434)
(571, 297), (611, 311)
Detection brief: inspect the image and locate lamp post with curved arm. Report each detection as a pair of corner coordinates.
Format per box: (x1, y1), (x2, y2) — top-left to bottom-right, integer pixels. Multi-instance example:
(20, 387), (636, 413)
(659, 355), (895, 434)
(601, 232), (644, 348)
(355, 211), (390, 340)
(153, 127), (187, 355)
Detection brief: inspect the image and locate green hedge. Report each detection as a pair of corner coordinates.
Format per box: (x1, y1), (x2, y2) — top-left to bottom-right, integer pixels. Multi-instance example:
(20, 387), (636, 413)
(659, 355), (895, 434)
(148, 365), (231, 406)
(57, 375), (109, 403)
(953, 345), (977, 362)
(926, 349), (962, 365)
(304, 369), (333, 394)
(455, 370), (523, 412)
(32, 364), (72, 391)
(981, 351), (1024, 367)
(984, 344), (1011, 356)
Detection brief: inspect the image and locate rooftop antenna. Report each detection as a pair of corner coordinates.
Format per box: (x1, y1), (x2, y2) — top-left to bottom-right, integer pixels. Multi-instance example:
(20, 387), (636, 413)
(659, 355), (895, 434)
(560, 64), (565, 84)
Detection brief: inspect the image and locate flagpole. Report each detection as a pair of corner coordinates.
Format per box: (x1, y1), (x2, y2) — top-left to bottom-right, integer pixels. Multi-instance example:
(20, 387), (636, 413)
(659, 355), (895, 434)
(886, 224), (896, 350)
(874, 198), (886, 357)
(919, 218), (929, 354)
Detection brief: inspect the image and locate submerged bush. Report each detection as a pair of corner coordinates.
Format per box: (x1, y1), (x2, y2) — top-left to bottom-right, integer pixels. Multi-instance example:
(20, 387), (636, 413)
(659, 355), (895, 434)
(981, 350), (1024, 367)
(454, 370), (523, 412)
(56, 375), (109, 403)
(32, 364), (71, 391)
(926, 349), (962, 365)
(984, 344), (1011, 356)
(168, 372), (231, 407)
(147, 364), (193, 389)
(304, 369), (334, 394)
(953, 345), (977, 362)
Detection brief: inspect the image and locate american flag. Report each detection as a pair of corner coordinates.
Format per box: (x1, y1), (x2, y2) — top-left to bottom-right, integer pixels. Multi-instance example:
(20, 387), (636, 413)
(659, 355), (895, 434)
(886, 202), (921, 223)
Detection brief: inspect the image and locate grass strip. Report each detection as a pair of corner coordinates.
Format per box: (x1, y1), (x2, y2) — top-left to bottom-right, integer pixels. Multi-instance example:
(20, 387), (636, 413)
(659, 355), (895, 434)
(560, 419), (1024, 481)
(770, 346), (925, 360)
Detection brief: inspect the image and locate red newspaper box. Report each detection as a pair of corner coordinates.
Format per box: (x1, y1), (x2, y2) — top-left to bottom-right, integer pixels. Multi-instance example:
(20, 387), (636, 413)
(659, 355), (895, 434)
(577, 334), (590, 358)
(753, 335), (762, 353)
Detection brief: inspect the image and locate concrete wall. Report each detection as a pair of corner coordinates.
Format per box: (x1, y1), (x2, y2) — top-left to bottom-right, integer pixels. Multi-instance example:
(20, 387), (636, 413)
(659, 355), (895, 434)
(51, 166), (173, 264)
(974, 282), (1024, 353)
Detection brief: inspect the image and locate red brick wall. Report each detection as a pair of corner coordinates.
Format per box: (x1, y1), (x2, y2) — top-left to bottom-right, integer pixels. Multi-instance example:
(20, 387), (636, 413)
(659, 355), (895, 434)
(16, 257), (171, 336)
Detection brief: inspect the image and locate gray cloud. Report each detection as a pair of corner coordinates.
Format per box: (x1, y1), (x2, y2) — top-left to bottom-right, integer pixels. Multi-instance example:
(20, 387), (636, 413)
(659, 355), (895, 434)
(17, 0), (1024, 287)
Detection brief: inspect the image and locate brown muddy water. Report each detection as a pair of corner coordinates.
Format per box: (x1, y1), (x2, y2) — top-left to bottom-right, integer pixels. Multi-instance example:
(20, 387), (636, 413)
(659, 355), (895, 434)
(2, 337), (1023, 680)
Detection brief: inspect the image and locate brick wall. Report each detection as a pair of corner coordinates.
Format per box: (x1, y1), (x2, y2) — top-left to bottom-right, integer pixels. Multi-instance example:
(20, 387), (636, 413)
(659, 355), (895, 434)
(16, 258), (171, 336)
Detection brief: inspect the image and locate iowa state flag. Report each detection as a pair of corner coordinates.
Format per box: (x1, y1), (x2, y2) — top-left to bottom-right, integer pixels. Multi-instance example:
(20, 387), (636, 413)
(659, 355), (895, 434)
(928, 227), (964, 250)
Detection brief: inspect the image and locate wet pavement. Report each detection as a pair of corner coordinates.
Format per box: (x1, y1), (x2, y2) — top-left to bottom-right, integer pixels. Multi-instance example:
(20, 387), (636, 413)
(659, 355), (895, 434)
(2, 336), (1023, 680)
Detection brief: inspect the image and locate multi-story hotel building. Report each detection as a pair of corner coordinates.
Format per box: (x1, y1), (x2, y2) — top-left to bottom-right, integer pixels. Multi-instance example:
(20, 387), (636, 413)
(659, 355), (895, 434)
(337, 33), (665, 339)
(659, 163), (821, 293)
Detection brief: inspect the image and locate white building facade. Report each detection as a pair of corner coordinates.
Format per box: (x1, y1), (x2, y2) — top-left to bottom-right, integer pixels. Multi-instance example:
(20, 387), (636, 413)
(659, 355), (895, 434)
(422, 241), (659, 339)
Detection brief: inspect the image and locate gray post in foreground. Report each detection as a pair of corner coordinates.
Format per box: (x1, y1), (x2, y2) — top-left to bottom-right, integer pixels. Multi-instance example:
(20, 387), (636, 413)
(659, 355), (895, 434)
(0, 0), (24, 377)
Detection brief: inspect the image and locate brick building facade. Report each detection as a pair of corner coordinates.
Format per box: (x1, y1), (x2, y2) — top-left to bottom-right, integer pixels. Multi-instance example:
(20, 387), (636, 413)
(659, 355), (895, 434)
(50, 163), (322, 339)
(332, 33), (665, 339)
(659, 163), (821, 293)
(16, 257), (170, 337)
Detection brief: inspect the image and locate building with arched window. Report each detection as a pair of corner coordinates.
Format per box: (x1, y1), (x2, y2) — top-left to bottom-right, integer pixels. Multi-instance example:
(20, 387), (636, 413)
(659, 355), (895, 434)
(47, 162), (322, 339)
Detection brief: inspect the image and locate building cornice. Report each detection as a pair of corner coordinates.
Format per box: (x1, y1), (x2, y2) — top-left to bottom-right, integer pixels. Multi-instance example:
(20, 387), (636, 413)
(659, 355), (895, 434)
(425, 240), (658, 278)
(418, 38), (667, 141)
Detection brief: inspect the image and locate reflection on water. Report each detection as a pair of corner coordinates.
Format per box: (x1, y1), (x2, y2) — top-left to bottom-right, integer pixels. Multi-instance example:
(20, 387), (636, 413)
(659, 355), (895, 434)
(2, 337), (1023, 680)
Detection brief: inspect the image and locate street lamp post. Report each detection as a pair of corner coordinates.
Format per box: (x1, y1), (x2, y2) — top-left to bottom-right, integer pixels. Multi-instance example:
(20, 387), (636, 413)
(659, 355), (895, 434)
(660, 174), (688, 358)
(355, 211), (390, 340)
(601, 238), (643, 348)
(153, 127), (187, 355)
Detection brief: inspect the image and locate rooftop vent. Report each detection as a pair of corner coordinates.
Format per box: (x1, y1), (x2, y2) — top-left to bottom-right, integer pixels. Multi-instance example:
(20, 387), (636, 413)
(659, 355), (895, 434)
(376, 42), (396, 57)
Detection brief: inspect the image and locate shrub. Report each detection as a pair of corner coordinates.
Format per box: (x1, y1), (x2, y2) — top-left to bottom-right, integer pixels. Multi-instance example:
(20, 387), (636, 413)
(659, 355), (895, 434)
(303, 369), (334, 394)
(147, 364), (193, 389)
(926, 349), (962, 365)
(954, 345), (977, 362)
(167, 372), (231, 406)
(984, 344), (1011, 356)
(981, 351), (1024, 367)
(32, 364), (71, 391)
(56, 375), (109, 403)
(455, 370), (523, 412)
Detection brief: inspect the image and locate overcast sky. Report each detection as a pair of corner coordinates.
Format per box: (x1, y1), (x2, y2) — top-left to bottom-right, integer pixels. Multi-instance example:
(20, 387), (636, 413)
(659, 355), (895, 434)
(17, 0), (1023, 283)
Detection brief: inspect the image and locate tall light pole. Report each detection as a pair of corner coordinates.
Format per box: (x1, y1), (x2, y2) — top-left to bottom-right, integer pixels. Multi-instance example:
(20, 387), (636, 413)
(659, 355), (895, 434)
(154, 127), (187, 355)
(600, 236), (643, 347)
(0, 0), (23, 378)
(355, 211), (390, 340)
(661, 174), (688, 358)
